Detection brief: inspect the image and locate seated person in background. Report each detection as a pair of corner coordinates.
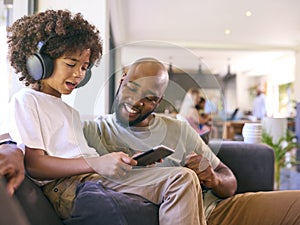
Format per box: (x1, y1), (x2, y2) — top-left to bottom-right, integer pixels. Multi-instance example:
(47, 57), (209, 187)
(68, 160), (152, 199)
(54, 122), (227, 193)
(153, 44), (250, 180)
(195, 96), (213, 129)
(196, 97), (219, 139)
(179, 88), (211, 136)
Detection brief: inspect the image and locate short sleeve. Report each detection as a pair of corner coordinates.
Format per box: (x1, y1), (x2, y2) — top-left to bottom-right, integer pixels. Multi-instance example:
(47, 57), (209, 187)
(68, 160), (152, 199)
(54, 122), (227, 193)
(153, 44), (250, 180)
(185, 122), (220, 169)
(8, 91), (45, 152)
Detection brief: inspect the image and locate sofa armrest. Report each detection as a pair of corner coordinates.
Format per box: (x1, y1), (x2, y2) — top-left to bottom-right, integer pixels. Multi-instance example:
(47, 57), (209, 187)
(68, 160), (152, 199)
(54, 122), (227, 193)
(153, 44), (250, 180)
(15, 176), (64, 225)
(0, 178), (31, 225)
(209, 141), (274, 194)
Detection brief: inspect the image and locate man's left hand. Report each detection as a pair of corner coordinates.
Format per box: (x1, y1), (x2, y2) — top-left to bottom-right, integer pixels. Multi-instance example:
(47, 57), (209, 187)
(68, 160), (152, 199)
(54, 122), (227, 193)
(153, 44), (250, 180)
(185, 153), (219, 188)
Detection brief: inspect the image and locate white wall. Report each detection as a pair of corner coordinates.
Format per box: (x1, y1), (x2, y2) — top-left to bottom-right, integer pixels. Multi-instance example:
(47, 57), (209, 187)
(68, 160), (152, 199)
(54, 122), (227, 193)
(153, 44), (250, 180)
(0, 0), (28, 134)
(223, 77), (237, 113)
(39, 0), (110, 117)
(0, 23), (9, 134)
(236, 73), (258, 112)
(235, 54), (295, 116)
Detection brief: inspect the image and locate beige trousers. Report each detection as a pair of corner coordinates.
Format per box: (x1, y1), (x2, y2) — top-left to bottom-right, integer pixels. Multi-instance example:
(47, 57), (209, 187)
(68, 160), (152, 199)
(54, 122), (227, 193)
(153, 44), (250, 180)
(43, 167), (206, 225)
(208, 190), (300, 225)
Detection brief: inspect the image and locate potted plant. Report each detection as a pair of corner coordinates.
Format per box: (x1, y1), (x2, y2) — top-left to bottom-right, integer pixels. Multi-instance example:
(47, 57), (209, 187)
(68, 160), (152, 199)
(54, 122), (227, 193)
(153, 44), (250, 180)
(262, 129), (298, 190)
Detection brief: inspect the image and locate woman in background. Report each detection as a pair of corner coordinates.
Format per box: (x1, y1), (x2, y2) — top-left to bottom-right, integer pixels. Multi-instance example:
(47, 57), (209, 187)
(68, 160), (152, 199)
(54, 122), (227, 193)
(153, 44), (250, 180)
(179, 88), (211, 141)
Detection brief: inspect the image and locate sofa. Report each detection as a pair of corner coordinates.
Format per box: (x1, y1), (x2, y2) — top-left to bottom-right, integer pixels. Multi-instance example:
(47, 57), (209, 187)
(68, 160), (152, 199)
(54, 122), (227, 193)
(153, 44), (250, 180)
(1, 141), (274, 225)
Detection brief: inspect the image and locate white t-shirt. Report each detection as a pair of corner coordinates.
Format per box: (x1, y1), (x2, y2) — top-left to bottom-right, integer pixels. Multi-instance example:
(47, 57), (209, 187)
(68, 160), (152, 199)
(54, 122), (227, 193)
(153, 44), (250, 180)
(83, 113), (220, 169)
(9, 88), (99, 159)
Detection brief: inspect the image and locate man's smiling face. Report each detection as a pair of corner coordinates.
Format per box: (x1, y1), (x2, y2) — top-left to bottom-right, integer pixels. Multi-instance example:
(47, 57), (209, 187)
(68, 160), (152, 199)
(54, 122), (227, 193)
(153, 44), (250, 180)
(114, 59), (169, 127)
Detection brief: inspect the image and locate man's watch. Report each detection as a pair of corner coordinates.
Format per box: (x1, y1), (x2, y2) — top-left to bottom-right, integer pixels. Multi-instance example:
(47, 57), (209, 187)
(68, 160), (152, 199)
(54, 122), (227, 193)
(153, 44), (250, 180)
(0, 138), (17, 146)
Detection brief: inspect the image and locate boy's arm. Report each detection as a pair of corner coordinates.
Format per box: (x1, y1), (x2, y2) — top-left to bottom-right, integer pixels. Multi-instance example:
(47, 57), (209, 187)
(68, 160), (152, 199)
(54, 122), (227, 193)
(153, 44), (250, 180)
(25, 147), (137, 180)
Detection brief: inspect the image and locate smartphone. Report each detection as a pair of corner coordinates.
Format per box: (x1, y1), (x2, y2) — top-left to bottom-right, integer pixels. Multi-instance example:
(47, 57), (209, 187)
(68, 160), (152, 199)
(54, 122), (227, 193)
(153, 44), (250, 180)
(132, 145), (175, 166)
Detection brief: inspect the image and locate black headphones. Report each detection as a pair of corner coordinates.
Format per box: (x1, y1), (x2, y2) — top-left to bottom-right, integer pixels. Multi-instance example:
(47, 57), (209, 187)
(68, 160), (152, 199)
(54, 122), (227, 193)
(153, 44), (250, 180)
(26, 36), (92, 88)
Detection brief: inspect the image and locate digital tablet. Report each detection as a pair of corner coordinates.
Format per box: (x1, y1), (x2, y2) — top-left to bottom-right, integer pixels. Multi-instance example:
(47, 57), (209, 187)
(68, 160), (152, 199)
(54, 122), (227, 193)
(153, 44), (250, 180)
(132, 145), (175, 166)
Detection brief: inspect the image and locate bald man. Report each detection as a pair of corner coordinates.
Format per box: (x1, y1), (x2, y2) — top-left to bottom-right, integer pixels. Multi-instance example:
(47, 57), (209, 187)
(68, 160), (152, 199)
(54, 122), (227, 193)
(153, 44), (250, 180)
(50, 59), (206, 224)
(84, 57), (300, 225)
(83, 58), (235, 224)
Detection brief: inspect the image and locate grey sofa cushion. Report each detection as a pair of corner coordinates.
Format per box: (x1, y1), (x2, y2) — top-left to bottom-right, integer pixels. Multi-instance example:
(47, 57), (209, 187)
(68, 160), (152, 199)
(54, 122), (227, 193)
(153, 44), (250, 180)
(210, 141), (275, 193)
(0, 178), (31, 225)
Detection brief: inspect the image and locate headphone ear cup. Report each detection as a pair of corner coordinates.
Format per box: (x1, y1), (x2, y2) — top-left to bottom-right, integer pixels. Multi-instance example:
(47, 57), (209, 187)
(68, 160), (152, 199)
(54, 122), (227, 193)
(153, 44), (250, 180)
(26, 53), (54, 81)
(76, 69), (92, 88)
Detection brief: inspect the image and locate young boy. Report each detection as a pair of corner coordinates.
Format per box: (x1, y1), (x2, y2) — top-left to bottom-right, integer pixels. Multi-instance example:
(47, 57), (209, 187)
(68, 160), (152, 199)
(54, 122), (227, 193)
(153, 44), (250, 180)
(7, 10), (205, 225)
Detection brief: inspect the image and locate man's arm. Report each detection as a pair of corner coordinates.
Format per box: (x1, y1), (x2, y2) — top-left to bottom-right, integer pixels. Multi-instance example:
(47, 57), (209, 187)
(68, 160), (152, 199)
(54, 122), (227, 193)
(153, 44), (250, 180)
(0, 133), (25, 196)
(185, 154), (237, 198)
(205, 162), (237, 197)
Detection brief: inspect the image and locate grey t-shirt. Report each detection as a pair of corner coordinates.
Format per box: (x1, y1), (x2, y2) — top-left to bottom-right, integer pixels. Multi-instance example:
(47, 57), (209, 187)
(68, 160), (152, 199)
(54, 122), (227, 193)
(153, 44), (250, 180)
(83, 113), (220, 169)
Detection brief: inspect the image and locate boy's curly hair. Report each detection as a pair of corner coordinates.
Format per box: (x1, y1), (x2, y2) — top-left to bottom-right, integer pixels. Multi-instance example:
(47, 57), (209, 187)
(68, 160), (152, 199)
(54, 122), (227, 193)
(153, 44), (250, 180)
(7, 9), (103, 85)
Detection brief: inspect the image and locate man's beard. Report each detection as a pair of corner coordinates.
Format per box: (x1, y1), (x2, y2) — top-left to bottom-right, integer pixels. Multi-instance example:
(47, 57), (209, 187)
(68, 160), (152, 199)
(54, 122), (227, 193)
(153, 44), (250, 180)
(114, 99), (154, 127)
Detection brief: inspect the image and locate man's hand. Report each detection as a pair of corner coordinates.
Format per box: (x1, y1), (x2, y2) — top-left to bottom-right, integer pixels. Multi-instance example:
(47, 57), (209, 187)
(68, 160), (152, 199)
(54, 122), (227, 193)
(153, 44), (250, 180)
(185, 153), (220, 188)
(0, 145), (25, 196)
(185, 152), (237, 197)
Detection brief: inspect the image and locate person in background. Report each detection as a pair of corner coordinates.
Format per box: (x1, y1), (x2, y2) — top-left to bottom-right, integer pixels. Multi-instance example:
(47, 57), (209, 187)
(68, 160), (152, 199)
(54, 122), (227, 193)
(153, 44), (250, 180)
(195, 96), (213, 129)
(252, 86), (267, 120)
(179, 87), (211, 136)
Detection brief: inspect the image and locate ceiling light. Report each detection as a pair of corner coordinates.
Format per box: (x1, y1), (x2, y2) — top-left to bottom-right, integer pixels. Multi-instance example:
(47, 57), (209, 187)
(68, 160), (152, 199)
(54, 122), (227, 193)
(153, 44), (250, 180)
(245, 11), (252, 17)
(224, 29), (231, 35)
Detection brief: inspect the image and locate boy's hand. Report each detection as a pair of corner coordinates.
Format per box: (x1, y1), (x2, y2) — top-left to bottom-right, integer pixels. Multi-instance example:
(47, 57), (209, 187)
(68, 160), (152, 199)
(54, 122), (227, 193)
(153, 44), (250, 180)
(87, 152), (137, 178)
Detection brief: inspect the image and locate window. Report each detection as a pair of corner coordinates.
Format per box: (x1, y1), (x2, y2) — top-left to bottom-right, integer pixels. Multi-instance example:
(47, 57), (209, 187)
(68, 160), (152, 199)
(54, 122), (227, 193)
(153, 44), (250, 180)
(279, 82), (295, 117)
(0, 0), (11, 133)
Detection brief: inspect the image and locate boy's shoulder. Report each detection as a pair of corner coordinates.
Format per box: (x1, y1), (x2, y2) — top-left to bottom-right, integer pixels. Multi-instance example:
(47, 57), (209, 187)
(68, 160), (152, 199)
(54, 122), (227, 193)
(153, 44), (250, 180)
(11, 88), (36, 102)
(13, 88), (47, 99)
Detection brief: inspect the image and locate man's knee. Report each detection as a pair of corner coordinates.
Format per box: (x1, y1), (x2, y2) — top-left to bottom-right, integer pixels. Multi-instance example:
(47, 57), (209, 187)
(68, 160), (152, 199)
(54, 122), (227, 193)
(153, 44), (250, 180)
(173, 167), (201, 189)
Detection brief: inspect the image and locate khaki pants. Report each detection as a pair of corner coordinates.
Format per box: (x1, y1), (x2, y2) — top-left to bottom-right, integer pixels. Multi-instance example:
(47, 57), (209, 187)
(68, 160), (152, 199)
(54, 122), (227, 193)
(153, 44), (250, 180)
(42, 173), (101, 219)
(43, 167), (206, 225)
(208, 190), (300, 225)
